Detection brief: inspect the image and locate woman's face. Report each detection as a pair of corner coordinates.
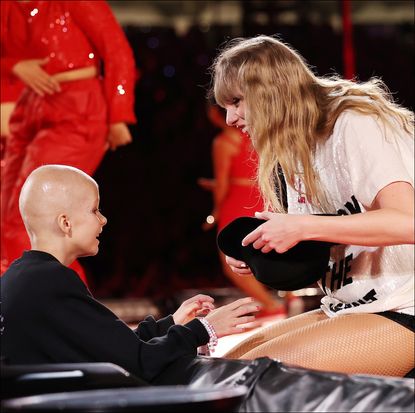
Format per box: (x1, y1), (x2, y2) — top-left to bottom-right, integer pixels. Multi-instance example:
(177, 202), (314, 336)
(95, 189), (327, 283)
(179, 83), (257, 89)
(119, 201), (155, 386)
(224, 96), (248, 134)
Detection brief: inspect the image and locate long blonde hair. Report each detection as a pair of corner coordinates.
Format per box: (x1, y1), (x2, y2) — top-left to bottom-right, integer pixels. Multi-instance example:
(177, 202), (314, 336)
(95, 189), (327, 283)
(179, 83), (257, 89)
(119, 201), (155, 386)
(210, 35), (414, 212)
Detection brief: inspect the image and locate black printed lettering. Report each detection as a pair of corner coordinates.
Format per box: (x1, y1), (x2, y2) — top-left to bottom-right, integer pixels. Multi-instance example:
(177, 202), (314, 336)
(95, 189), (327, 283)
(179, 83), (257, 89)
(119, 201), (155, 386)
(330, 254), (353, 291)
(337, 208), (348, 216)
(321, 265), (330, 294)
(330, 261), (344, 291)
(344, 195), (362, 215)
(362, 289), (378, 304)
(342, 254), (353, 287)
(328, 289), (378, 313)
(337, 195), (362, 216)
(334, 303), (344, 312)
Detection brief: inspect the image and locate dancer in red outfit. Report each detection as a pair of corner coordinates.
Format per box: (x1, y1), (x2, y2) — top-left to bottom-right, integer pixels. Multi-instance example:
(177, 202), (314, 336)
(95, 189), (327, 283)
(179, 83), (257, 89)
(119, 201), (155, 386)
(0, 0), (137, 282)
(0, 1), (25, 214)
(214, 131), (262, 233)
(200, 105), (285, 316)
(0, 0), (25, 138)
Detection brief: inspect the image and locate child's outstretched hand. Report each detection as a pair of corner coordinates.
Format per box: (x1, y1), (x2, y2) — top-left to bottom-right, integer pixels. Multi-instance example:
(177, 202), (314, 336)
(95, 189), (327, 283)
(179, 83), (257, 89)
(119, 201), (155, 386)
(205, 297), (261, 337)
(173, 294), (215, 325)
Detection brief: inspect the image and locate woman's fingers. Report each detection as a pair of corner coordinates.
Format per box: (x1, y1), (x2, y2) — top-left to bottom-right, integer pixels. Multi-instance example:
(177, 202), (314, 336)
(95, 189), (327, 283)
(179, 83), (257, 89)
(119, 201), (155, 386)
(225, 255), (245, 267)
(261, 245), (272, 253)
(242, 226), (262, 246)
(254, 211), (274, 220)
(252, 237), (266, 250)
(225, 256), (252, 275)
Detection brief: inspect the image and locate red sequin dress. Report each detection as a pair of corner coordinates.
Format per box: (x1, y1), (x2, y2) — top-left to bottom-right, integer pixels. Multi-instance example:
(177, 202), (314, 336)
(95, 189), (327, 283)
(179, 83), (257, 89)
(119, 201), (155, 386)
(0, 1), (137, 280)
(217, 132), (264, 232)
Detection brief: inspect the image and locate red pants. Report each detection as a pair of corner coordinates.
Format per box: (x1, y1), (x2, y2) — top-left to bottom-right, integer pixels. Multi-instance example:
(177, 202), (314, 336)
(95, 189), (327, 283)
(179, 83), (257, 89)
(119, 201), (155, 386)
(1, 78), (108, 282)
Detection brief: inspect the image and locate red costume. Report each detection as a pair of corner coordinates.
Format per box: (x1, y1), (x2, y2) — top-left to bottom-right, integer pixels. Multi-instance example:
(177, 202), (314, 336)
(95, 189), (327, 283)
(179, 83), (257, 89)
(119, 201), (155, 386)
(0, 1), (136, 281)
(217, 132), (264, 232)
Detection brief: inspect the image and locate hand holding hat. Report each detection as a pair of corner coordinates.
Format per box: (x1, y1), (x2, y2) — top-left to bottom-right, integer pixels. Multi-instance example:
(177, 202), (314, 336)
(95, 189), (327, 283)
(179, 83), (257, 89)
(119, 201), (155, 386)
(243, 211), (314, 254)
(217, 214), (335, 291)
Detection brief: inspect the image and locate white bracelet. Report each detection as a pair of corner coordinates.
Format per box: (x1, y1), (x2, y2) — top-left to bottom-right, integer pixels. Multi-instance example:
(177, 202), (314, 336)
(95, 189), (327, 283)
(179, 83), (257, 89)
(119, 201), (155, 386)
(197, 317), (218, 353)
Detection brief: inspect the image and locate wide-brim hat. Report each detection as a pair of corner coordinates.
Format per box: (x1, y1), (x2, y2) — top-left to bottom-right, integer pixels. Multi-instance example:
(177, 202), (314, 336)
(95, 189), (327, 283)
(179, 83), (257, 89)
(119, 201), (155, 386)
(217, 216), (333, 291)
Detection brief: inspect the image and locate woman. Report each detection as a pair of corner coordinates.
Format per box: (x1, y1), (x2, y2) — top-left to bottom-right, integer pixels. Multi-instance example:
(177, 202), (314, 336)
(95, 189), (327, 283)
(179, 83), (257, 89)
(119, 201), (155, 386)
(210, 35), (414, 377)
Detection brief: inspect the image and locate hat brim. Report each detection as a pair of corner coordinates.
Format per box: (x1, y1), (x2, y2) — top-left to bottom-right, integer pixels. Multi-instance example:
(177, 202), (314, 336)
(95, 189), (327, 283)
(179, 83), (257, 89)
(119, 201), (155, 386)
(217, 217), (333, 291)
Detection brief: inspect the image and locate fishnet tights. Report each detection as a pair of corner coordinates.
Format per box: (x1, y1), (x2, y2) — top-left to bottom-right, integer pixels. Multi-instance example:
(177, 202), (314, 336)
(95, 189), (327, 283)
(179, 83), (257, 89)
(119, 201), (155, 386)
(224, 310), (414, 377)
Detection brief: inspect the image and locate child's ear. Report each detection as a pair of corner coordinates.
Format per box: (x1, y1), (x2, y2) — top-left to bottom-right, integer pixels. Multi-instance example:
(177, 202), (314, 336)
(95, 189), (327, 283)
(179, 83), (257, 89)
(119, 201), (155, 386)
(57, 214), (72, 235)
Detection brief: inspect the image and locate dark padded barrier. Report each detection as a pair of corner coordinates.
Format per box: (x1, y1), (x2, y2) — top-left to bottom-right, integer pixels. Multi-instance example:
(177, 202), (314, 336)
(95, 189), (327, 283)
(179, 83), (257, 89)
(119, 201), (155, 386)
(0, 386), (247, 412)
(1, 358), (414, 412)
(1, 362), (147, 399)
(185, 357), (415, 412)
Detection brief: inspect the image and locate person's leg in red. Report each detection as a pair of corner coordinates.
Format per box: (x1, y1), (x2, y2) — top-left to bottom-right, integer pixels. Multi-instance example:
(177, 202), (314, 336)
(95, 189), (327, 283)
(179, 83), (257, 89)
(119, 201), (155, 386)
(1, 80), (108, 284)
(1, 91), (37, 272)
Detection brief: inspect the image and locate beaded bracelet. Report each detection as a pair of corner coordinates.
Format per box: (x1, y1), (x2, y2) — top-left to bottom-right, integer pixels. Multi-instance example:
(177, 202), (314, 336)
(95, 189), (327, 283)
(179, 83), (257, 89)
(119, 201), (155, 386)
(197, 317), (218, 353)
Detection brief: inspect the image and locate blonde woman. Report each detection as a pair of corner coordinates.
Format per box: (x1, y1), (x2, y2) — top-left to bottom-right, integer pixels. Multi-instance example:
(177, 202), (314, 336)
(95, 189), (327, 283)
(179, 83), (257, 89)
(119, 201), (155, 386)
(210, 35), (414, 377)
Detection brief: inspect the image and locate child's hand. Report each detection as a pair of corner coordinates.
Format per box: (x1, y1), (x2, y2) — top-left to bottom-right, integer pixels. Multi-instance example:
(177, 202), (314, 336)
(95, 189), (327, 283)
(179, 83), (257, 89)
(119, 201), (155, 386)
(205, 297), (261, 337)
(173, 294), (215, 325)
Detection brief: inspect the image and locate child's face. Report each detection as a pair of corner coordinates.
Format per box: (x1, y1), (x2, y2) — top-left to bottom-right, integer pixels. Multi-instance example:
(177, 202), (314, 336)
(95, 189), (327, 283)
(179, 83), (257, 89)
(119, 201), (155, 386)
(70, 183), (107, 258)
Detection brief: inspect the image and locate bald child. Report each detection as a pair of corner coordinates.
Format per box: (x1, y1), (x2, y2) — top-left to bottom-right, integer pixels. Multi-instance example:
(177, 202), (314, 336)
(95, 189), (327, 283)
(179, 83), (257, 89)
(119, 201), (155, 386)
(0, 165), (259, 383)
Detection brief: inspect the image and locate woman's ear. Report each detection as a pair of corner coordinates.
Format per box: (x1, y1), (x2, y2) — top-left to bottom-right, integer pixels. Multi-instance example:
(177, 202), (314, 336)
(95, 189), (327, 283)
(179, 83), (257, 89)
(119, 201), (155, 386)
(57, 214), (72, 235)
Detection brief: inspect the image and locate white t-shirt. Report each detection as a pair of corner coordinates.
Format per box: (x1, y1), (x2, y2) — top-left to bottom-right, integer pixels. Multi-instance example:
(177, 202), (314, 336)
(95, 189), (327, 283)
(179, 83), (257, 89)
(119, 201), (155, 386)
(286, 110), (414, 317)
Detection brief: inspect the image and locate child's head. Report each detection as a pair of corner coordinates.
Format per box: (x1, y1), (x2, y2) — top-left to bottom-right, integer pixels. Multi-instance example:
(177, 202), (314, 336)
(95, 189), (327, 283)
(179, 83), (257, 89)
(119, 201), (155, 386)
(19, 165), (107, 259)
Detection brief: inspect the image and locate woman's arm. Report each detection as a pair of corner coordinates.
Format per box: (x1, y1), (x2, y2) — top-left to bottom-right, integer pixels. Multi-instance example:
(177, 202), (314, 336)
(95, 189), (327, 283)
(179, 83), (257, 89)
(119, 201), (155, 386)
(68, 1), (136, 125)
(212, 136), (236, 213)
(244, 181), (414, 253)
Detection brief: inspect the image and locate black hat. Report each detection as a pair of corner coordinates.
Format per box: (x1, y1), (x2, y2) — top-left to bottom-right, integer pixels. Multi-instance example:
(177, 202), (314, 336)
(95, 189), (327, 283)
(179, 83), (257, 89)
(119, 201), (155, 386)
(217, 216), (333, 291)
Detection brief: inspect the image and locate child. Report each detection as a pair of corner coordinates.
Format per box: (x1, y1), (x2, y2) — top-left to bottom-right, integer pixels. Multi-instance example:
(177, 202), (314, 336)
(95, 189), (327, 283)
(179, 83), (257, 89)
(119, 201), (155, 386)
(0, 164), (259, 383)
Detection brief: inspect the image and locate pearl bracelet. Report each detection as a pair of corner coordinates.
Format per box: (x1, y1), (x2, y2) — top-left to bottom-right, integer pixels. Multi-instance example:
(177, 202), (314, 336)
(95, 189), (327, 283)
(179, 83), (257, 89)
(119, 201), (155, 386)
(197, 317), (218, 353)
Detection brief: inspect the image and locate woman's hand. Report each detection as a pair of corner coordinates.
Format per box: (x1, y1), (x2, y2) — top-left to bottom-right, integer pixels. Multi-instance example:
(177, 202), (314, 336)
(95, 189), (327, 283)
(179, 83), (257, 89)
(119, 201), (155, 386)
(107, 122), (132, 151)
(242, 211), (306, 253)
(225, 256), (253, 276)
(205, 297), (260, 337)
(197, 178), (216, 191)
(173, 294), (215, 325)
(12, 58), (61, 96)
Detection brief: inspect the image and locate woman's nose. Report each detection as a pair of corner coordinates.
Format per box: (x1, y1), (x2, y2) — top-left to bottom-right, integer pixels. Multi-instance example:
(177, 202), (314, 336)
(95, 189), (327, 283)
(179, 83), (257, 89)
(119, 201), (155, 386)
(225, 108), (238, 126)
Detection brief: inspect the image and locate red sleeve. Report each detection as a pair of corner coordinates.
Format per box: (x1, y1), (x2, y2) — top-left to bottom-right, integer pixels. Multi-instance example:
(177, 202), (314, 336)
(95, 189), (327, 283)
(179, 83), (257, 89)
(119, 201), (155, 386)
(1, 57), (20, 78)
(0, 1), (25, 102)
(67, 1), (137, 124)
(0, 0), (12, 77)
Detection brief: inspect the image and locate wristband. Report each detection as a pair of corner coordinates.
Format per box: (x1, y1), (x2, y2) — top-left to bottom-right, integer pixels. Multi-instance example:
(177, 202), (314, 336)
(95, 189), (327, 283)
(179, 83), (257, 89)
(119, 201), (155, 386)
(197, 317), (218, 353)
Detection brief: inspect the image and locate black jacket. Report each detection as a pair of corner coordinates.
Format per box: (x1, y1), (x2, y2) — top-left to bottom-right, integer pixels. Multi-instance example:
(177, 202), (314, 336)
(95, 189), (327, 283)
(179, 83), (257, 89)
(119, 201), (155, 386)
(0, 251), (209, 382)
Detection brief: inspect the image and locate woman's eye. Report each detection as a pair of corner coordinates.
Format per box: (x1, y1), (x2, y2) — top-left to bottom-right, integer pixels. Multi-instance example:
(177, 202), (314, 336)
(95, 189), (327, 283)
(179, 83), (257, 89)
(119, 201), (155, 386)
(232, 97), (240, 106)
